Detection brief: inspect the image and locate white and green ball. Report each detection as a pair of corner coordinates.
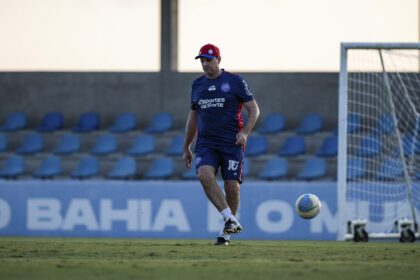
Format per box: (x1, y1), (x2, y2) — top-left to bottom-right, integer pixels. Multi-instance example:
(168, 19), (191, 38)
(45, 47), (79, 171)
(295, 194), (321, 219)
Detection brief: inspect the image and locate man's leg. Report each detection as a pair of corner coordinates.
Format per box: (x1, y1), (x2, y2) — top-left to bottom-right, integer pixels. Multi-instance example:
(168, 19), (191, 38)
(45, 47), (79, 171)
(197, 165), (229, 212)
(224, 180), (240, 216)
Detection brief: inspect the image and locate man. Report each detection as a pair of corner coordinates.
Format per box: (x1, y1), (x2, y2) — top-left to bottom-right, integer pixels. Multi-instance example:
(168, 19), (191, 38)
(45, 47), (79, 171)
(182, 43), (260, 246)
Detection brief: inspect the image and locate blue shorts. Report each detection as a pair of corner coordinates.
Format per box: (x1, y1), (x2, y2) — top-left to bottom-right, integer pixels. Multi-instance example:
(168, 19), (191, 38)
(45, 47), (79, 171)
(195, 144), (244, 183)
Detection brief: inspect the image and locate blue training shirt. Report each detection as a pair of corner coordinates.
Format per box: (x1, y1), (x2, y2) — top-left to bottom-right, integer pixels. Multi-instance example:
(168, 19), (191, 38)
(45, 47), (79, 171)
(191, 69), (254, 147)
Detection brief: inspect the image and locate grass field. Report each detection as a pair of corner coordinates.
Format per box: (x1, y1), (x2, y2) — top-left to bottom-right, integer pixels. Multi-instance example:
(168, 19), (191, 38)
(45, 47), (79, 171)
(0, 237), (419, 280)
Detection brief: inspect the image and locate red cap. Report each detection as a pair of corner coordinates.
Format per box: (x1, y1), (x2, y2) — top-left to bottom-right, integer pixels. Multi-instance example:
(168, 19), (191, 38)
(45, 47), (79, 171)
(195, 44), (220, 59)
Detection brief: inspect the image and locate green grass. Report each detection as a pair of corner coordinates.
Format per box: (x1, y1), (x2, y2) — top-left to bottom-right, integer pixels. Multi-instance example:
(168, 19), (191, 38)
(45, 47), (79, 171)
(0, 237), (419, 280)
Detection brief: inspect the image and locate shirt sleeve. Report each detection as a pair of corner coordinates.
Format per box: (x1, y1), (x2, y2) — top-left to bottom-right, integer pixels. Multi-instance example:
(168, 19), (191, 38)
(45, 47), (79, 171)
(190, 83), (197, 110)
(236, 77), (255, 103)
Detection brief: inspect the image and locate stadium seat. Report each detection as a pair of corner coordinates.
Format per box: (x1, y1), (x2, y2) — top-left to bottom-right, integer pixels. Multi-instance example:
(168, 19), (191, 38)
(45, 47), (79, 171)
(371, 114), (395, 135)
(126, 135), (155, 156)
(258, 113), (285, 134)
(33, 156), (62, 179)
(72, 112), (100, 133)
(71, 157), (99, 179)
(90, 134), (118, 155)
(259, 158), (288, 180)
(0, 133), (7, 152)
(316, 135), (338, 157)
(182, 166), (198, 180)
(296, 113), (323, 134)
(145, 113), (173, 134)
(410, 116), (420, 135)
(36, 112), (63, 132)
(53, 134), (81, 155)
(375, 158), (404, 180)
(245, 136), (267, 157)
(145, 157), (174, 179)
(393, 136), (420, 156)
(278, 135), (305, 157)
(165, 135), (184, 156)
(347, 158), (365, 180)
(242, 158), (250, 177)
(0, 156), (25, 179)
(107, 157), (137, 179)
(354, 136), (381, 157)
(108, 112), (137, 133)
(0, 112), (27, 132)
(16, 133), (44, 155)
(333, 113), (361, 134)
(297, 158), (326, 180)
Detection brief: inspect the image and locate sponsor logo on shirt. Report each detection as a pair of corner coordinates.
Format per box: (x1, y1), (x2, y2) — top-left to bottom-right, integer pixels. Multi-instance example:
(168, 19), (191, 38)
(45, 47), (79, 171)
(208, 85), (216, 91)
(198, 98), (225, 109)
(242, 80), (253, 96)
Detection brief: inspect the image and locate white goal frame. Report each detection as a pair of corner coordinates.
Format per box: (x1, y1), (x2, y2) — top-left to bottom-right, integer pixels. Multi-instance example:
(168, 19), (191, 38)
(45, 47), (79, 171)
(337, 42), (420, 241)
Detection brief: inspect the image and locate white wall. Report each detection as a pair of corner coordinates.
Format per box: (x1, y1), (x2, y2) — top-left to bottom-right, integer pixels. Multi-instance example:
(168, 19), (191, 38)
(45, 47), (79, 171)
(0, 0), (160, 71)
(179, 0), (419, 72)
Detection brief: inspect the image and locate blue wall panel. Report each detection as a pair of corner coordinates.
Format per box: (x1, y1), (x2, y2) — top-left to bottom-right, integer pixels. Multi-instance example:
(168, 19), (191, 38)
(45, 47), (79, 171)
(0, 180), (337, 240)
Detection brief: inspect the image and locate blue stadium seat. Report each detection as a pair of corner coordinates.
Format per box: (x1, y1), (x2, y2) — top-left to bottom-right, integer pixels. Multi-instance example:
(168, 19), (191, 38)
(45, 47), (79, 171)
(126, 135), (155, 156)
(71, 157), (99, 179)
(347, 158), (365, 180)
(36, 112), (63, 132)
(145, 113), (173, 134)
(259, 158), (288, 180)
(242, 158), (250, 177)
(165, 135), (184, 156)
(53, 134), (80, 155)
(416, 168), (420, 180)
(108, 157), (137, 179)
(316, 135), (338, 157)
(182, 166), (198, 180)
(0, 133), (7, 152)
(410, 116), (420, 135)
(297, 158), (326, 180)
(371, 114), (395, 135)
(16, 133), (44, 155)
(354, 136), (381, 157)
(0, 156), (25, 179)
(108, 112), (137, 133)
(90, 134), (118, 155)
(334, 113), (361, 134)
(278, 135), (305, 157)
(72, 112), (100, 133)
(33, 156), (62, 179)
(258, 113), (285, 134)
(393, 136), (420, 156)
(245, 136), (267, 157)
(296, 113), (323, 134)
(0, 112), (27, 132)
(145, 157), (174, 179)
(375, 158), (403, 180)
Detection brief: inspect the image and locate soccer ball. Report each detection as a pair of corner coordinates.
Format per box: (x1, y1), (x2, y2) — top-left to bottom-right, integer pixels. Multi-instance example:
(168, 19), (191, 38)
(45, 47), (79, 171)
(295, 194), (321, 219)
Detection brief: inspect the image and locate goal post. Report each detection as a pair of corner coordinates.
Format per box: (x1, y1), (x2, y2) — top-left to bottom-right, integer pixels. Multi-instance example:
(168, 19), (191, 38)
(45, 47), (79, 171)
(337, 42), (420, 242)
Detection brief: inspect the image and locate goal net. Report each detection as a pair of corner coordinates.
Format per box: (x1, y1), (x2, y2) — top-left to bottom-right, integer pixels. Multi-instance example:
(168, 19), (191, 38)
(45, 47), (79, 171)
(337, 43), (420, 241)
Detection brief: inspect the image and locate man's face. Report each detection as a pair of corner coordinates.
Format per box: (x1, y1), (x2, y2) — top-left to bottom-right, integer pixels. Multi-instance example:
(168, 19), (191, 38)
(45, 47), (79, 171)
(200, 56), (221, 77)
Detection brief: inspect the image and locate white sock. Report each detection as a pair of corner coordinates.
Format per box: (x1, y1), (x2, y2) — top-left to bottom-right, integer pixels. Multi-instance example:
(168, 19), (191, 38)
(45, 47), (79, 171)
(220, 208), (237, 222)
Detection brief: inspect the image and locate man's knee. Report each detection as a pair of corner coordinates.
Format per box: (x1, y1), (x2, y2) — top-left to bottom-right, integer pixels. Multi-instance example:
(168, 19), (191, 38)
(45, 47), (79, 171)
(224, 180), (240, 193)
(197, 165), (216, 183)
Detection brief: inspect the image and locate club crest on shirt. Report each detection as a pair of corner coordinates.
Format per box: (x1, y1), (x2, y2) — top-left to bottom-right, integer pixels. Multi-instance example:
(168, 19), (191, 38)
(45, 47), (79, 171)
(221, 82), (231, 93)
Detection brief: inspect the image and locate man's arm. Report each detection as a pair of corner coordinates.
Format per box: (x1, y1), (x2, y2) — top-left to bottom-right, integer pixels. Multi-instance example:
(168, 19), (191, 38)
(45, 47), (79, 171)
(183, 110), (198, 168)
(235, 100), (260, 146)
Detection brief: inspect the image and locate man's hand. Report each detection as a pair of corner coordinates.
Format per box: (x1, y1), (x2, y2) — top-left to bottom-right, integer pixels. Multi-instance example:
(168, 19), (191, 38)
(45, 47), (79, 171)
(183, 148), (193, 169)
(235, 130), (248, 147)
